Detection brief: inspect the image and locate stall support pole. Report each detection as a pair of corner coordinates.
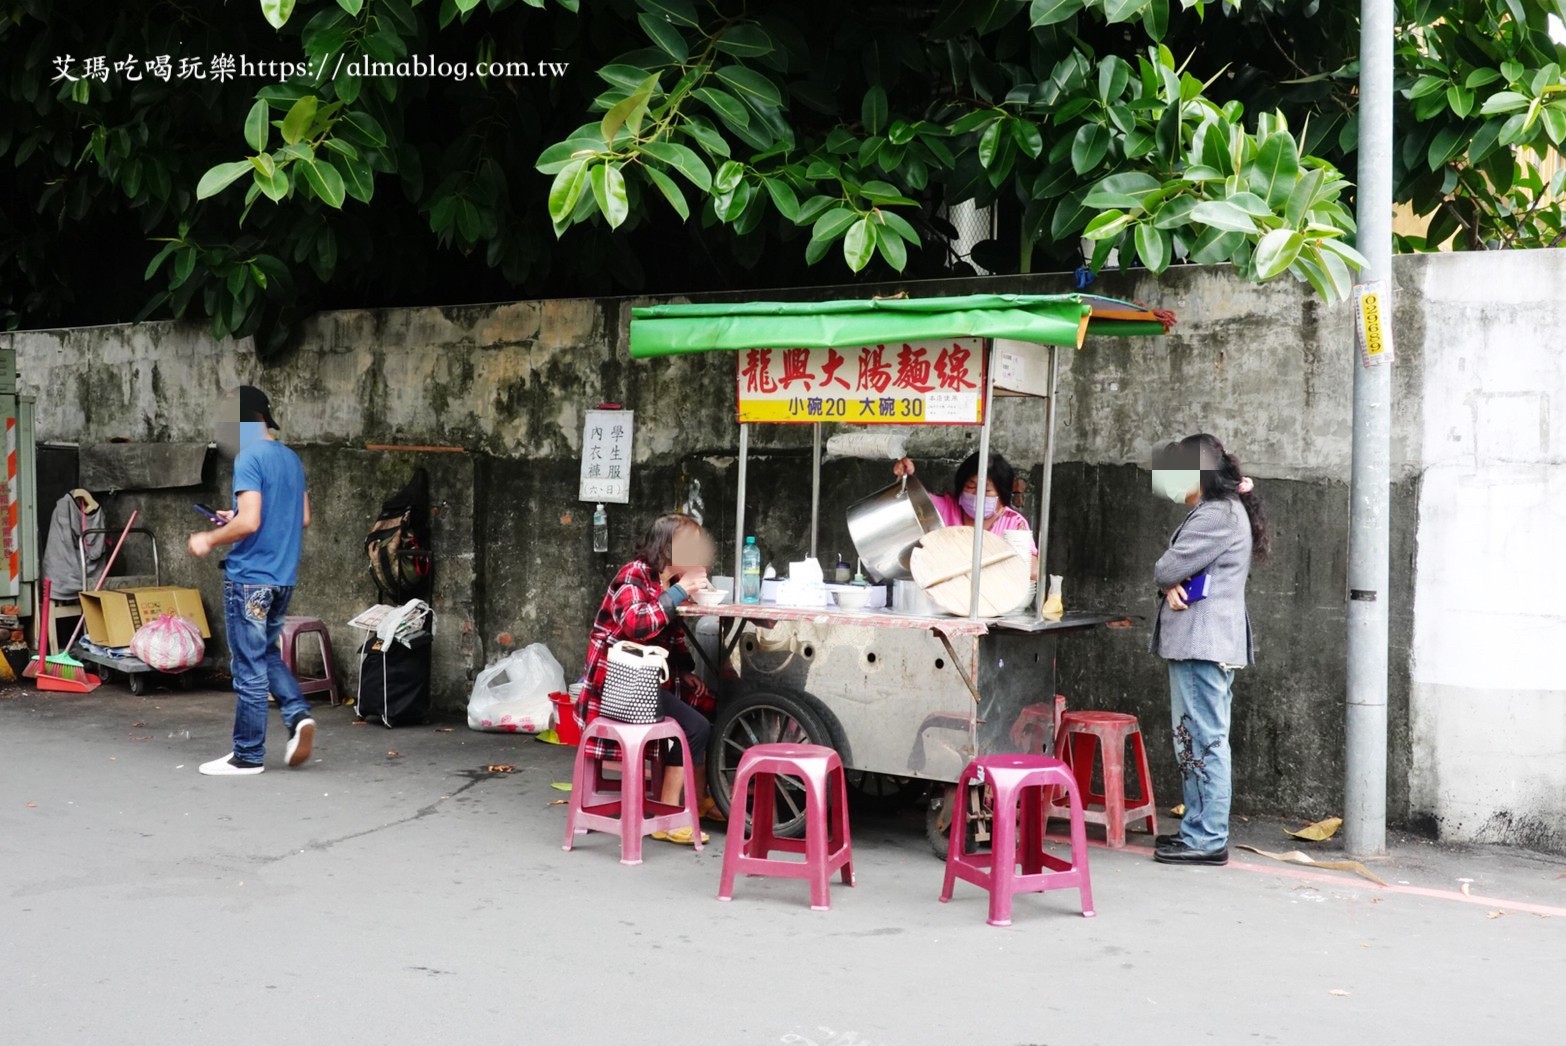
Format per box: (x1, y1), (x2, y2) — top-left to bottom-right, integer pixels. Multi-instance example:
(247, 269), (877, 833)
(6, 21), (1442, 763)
(809, 423), (822, 561)
(735, 423), (750, 587)
(967, 339), (997, 620)
(1344, 0), (1393, 858)
(1036, 344), (1059, 618)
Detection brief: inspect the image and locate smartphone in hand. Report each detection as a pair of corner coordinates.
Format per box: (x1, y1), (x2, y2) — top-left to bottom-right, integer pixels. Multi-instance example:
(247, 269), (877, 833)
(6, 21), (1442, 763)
(193, 504), (225, 525)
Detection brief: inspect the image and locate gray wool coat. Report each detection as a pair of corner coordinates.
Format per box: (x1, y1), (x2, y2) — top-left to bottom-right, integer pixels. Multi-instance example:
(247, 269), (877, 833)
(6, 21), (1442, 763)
(1150, 496), (1255, 666)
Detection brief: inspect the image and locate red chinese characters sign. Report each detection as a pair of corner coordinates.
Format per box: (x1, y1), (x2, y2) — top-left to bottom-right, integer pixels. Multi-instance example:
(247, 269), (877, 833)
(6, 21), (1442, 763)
(735, 340), (984, 425)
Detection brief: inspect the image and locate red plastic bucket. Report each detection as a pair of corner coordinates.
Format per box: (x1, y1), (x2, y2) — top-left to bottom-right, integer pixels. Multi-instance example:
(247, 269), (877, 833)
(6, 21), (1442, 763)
(550, 689), (582, 745)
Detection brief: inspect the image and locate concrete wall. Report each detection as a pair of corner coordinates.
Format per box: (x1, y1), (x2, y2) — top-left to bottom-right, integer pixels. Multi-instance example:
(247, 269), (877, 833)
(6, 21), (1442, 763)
(5, 251), (1562, 851)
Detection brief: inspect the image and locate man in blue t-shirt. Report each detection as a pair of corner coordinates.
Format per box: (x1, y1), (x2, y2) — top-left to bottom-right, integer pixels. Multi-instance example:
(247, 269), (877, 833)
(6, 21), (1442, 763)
(190, 386), (315, 777)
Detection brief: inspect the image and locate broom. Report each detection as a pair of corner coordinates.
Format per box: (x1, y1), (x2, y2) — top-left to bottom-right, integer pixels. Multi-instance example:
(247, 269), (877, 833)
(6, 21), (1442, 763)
(38, 575), (100, 693)
(26, 510), (136, 681)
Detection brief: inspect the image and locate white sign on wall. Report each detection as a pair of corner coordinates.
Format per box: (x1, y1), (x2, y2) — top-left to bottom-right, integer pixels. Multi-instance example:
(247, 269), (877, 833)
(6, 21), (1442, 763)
(579, 409), (634, 504)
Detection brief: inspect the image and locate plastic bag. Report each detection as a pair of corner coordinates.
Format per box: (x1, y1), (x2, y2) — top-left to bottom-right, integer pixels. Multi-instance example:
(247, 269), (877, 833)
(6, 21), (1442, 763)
(466, 643), (564, 733)
(130, 613), (204, 673)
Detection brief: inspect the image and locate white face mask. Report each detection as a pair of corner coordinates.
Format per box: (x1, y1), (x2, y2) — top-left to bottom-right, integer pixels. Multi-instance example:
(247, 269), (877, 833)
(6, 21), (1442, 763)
(1151, 469), (1199, 504)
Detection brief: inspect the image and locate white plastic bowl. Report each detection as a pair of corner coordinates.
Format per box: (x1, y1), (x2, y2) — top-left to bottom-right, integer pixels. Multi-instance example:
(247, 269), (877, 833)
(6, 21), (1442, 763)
(833, 587), (873, 611)
(690, 589), (727, 607)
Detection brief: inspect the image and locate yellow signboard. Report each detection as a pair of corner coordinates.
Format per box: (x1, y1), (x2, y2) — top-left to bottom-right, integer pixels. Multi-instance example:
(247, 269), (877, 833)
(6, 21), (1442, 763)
(735, 340), (986, 425)
(1355, 281), (1395, 367)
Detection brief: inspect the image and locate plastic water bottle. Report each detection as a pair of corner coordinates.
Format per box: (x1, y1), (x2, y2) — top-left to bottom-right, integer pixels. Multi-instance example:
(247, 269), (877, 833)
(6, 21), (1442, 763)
(741, 536), (762, 604)
(592, 504), (608, 553)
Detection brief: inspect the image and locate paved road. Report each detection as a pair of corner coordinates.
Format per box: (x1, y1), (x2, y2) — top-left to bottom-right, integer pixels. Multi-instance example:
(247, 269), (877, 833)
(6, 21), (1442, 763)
(3, 687), (1563, 1045)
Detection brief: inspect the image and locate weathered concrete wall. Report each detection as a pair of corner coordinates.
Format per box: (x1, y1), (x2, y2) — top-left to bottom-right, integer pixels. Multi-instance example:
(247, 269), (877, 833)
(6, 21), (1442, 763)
(1404, 250), (1566, 853)
(6, 252), (1560, 851)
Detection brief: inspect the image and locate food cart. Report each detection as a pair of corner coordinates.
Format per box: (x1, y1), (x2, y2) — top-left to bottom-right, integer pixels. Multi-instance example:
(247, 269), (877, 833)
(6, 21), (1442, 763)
(627, 293), (1173, 854)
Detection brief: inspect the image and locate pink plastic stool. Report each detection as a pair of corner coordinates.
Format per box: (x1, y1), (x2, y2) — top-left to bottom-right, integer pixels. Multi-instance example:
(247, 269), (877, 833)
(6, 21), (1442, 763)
(562, 718), (702, 866)
(939, 754), (1095, 926)
(718, 744), (854, 911)
(280, 616), (340, 704)
(1047, 710), (1157, 848)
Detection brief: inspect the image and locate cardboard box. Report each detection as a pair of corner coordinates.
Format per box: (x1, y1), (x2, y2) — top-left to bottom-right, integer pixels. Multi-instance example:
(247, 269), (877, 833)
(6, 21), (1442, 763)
(79, 587), (212, 649)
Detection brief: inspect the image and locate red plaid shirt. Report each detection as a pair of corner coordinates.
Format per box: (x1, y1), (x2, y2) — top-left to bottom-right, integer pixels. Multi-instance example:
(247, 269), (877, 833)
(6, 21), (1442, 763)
(575, 559), (715, 760)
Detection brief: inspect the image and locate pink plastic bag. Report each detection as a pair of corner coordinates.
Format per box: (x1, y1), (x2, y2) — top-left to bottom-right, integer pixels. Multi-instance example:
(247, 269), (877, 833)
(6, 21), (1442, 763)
(130, 613), (205, 673)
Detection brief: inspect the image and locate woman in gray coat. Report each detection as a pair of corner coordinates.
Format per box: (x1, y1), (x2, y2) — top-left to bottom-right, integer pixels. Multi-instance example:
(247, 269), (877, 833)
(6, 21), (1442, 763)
(1149, 433), (1270, 866)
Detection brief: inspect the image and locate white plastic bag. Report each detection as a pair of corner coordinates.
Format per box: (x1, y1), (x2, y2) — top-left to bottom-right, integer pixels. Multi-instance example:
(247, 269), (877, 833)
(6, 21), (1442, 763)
(130, 613), (204, 673)
(466, 643), (564, 733)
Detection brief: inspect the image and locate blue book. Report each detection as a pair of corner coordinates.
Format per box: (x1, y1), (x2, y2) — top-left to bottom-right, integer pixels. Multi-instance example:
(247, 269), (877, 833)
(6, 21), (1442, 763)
(1183, 572), (1211, 603)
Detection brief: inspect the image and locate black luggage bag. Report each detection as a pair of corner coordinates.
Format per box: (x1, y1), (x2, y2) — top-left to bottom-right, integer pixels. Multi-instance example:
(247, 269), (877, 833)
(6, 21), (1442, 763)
(356, 630), (433, 728)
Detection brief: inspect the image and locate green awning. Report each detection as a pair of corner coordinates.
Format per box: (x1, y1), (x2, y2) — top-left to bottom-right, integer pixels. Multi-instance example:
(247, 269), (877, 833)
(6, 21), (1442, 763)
(628, 292), (1171, 359)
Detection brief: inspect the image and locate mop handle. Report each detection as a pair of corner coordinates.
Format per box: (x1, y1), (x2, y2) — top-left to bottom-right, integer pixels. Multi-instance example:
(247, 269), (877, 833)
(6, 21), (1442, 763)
(61, 509), (138, 653)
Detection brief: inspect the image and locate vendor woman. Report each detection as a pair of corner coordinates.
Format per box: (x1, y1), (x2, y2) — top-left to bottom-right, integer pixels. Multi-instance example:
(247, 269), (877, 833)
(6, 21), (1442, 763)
(576, 512), (722, 845)
(893, 451), (1039, 574)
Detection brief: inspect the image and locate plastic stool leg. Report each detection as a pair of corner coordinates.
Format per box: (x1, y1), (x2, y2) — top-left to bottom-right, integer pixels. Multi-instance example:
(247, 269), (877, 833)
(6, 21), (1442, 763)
(1101, 732), (1129, 848)
(1131, 728), (1159, 836)
(805, 774), (832, 911)
(832, 764), (855, 886)
(1061, 774), (1096, 918)
(1019, 785), (1044, 877)
(939, 777), (968, 904)
(676, 730), (703, 853)
(562, 741), (591, 851)
(986, 779), (1020, 928)
(619, 736), (647, 866)
(717, 766), (752, 901)
(749, 772), (778, 860)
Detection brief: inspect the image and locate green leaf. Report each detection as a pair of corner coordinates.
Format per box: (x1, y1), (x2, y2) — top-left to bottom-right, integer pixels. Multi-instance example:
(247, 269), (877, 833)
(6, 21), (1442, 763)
(1427, 126), (1462, 171)
(1084, 172), (1163, 209)
(196, 161), (253, 199)
(260, 0), (297, 30)
(1479, 91), (1530, 115)
(762, 178), (800, 220)
(144, 242), (177, 280)
(1318, 237), (1369, 271)
(692, 87), (749, 129)
(299, 157), (346, 207)
(1465, 68), (1502, 89)
(1011, 119), (1044, 159)
(1408, 75), (1447, 100)
(1151, 195), (1198, 229)
(336, 0), (363, 14)
(862, 86), (889, 135)
(1141, 0), (1169, 41)
(1083, 210), (1135, 240)
(877, 210), (920, 244)
(601, 75), (658, 145)
(1191, 200), (1258, 234)
(244, 100), (270, 152)
(876, 222), (908, 270)
(254, 163), (290, 202)
(338, 110), (388, 148)
(590, 164), (630, 228)
(172, 247), (196, 288)
(643, 165), (689, 220)
(1134, 222), (1171, 273)
(795, 196), (837, 224)
(1467, 119), (1504, 164)
(339, 155), (373, 203)
(634, 0), (698, 28)
(281, 95), (318, 145)
(1071, 124), (1111, 174)
(714, 66), (782, 109)
(979, 121), (1005, 168)
(640, 140), (712, 191)
(812, 208), (858, 243)
(1225, 191), (1274, 217)
(638, 13), (689, 63)
(1446, 85), (1475, 119)
(1050, 188), (1093, 240)
(1029, 0), (1085, 25)
(1189, 226), (1244, 264)
(1246, 132), (1300, 208)
(712, 159), (744, 194)
(842, 216), (875, 272)
(548, 159), (589, 225)
(713, 24), (773, 59)
(1254, 228), (1304, 279)
(1105, 0), (1152, 22)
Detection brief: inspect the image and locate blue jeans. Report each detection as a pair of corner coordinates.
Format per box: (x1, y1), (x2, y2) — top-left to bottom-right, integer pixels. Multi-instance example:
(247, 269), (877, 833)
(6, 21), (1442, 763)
(1167, 659), (1236, 852)
(226, 581), (309, 764)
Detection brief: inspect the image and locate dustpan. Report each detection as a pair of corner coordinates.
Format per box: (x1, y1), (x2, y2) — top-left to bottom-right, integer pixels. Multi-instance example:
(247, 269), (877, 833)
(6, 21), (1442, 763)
(39, 667), (102, 693)
(34, 578), (102, 694)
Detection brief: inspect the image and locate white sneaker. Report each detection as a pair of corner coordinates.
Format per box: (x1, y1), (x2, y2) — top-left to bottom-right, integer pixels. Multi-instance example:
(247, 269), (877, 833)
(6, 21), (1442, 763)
(199, 753), (265, 776)
(286, 718), (316, 768)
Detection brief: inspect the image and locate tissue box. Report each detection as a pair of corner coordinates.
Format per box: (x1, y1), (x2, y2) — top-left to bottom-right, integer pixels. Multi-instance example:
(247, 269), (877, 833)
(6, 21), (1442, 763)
(776, 579), (831, 607)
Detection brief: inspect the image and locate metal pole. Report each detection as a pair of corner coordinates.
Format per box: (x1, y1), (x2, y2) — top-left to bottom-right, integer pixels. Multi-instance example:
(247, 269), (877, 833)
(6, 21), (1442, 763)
(1344, 0), (1393, 856)
(735, 423), (750, 586)
(1035, 344), (1059, 618)
(809, 422), (822, 561)
(967, 339), (997, 620)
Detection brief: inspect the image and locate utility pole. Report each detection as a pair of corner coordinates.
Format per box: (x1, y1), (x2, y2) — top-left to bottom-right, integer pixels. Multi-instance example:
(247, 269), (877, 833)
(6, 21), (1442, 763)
(1344, 0), (1394, 856)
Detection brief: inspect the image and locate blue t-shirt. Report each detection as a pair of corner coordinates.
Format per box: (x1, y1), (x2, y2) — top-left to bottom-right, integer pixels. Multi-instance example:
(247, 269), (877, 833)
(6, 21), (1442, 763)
(226, 438), (307, 586)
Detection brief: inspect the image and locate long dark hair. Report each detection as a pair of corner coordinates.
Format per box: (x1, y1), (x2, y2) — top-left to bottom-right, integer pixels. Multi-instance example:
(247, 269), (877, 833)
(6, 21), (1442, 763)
(1179, 433), (1271, 564)
(631, 513), (704, 575)
(953, 451), (1017, 510)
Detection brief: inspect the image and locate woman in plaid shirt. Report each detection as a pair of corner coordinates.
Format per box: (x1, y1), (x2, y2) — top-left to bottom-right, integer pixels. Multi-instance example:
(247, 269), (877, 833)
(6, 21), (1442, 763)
(575, 513), (720, 844)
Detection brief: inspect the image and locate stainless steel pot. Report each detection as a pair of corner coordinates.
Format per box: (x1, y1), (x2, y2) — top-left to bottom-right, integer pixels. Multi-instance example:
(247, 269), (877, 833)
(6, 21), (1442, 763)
(847, 476), (944, 582)
(892, 578), (944, 616)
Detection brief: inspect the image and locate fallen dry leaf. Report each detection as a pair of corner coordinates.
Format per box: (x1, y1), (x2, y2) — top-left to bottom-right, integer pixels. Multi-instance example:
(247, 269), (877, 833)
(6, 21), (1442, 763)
(131, 720), (146, 728)
(352, 720), (367, 727)
(387, 750), (400, 758)
(1329, 990), (1351, 998)
(486, 764), (516, 774)
(1170, 804), (1186, 817)
(1237, 846), (1388, 886)
(547, 799), (568, 806)
(128, 734), (152, 742)
(1286, 816), (1343, 842)
(433, 726), (454, 733)
(1487, 910), (1508, 920)
(25, 802), (37, 808)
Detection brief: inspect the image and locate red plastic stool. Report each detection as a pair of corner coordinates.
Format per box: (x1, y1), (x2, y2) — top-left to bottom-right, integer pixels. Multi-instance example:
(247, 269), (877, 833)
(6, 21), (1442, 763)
(939, 754), (1095, 926)
(280, 617), (340, 704)
(718, 744), (854, 911)
(562, 718), (702, 866)
(1047, 710), (1157, 848)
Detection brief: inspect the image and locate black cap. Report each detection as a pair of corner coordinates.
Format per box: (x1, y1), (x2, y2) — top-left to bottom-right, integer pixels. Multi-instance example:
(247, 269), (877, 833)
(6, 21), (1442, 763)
(239, 385), (278, 430)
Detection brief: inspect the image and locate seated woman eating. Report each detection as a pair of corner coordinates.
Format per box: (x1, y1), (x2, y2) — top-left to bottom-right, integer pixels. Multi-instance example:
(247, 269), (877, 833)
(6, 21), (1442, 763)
(893, 450), (1039, 577)
(576, 512), (722, 845)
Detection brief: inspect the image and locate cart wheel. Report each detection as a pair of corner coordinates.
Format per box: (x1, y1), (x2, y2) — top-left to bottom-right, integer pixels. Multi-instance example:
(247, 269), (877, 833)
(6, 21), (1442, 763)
(925, 784), (995, 860)
(709, 689), (833, 839)
(845, 770), (922, 814)
(127, 672), (149, 696)
(174, 671), (194, 691)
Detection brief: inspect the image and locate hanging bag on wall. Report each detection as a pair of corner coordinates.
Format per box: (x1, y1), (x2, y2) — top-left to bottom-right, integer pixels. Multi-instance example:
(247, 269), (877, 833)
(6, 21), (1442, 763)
(599, 641), (669, 724)
(366, 469), (433, 603)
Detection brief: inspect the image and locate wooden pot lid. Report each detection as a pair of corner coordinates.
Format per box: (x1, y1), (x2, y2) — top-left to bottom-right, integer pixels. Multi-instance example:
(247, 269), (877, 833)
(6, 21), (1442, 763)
(909, 526), (1029, 618)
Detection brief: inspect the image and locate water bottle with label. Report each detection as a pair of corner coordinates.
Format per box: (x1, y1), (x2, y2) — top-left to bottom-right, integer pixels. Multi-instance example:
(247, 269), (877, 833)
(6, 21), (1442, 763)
(592, 504), (608, 553)
(741, 536), (762, 604)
